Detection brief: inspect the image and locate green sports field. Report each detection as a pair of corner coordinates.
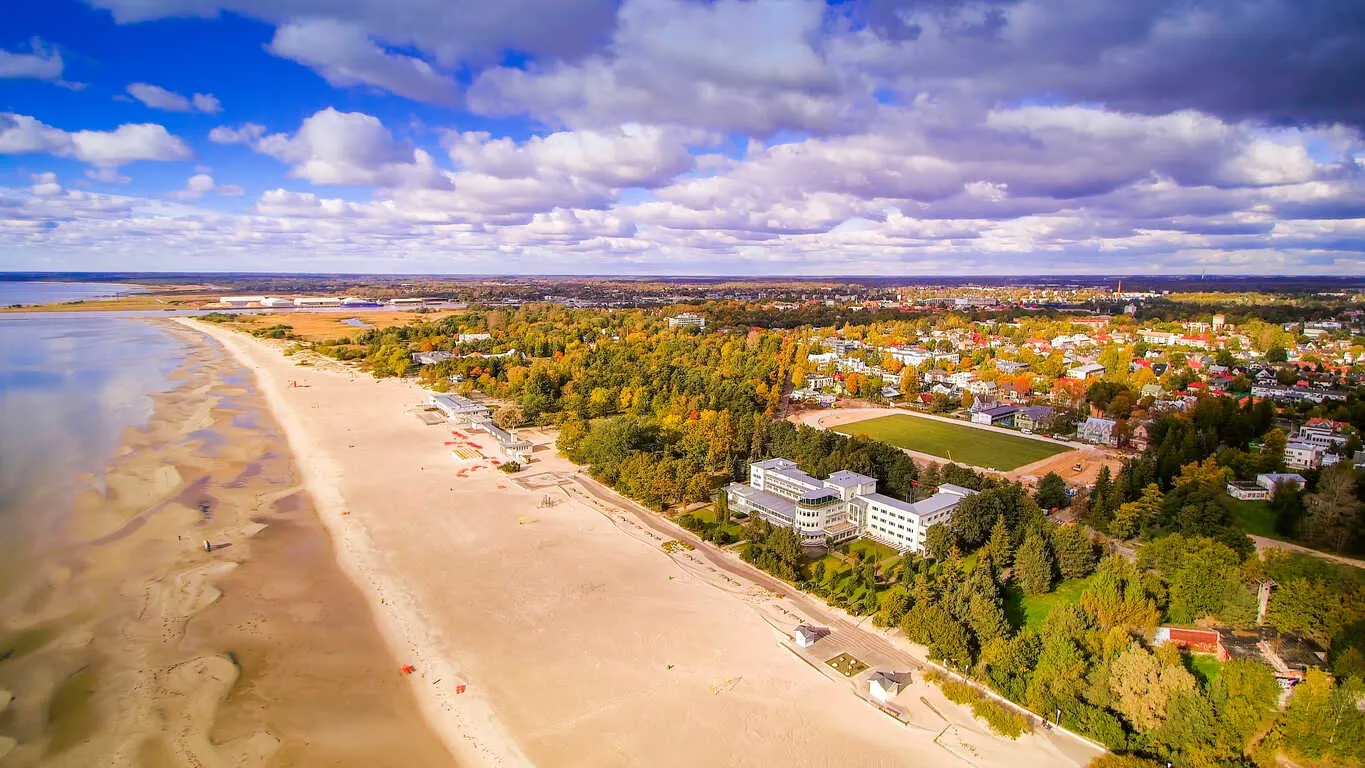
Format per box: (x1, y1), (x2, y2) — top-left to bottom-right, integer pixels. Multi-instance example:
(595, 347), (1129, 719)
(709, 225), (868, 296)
(832, 413), (1071, 471)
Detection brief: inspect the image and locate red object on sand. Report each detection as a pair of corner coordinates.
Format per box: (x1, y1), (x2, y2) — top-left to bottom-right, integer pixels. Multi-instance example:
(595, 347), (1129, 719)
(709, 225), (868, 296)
(455, 684), (467, 694)
(401, 665), (416, 675)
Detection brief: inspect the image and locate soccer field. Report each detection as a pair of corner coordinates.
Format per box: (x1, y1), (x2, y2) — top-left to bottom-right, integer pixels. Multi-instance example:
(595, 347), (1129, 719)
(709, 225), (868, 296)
(832, 414), (1071, 471)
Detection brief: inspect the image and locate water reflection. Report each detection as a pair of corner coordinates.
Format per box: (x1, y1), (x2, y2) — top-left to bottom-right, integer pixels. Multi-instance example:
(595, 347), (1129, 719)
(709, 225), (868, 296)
(0, 317), (184, 535)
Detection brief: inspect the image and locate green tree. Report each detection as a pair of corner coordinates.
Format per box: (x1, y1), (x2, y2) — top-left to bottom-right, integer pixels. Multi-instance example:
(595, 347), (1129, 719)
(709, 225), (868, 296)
(1109, 483), (1162, 539)
(924, 524), (956, 561)
(1053, 524), (1099, 580)
(1035, 472), (1068, 511)
(1269, 479), (1306, 538)
(1275, 669), (1365, 765)
(1108, 644), (1197, 732)
(1089, 465), (1118, 529)
(1015, 531), (1057, 595)
(983, 515), (1014, 571)
(1210, 658), (1278, 751)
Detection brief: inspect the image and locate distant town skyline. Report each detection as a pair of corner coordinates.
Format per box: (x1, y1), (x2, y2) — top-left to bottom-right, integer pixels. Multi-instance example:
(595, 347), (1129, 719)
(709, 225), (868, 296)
(2, 0), (1364, 274)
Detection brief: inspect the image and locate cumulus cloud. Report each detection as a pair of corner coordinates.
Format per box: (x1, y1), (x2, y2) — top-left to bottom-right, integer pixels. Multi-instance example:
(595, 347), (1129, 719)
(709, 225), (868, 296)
(127, 82), (223, 113)
(167, 173), (243, 200)
(0, 113), (193, 167)
(268, 20), (459, 105)
(445, 124), (696, 188)
(247, 108), (446, 187)
(469, 0), (869, 136)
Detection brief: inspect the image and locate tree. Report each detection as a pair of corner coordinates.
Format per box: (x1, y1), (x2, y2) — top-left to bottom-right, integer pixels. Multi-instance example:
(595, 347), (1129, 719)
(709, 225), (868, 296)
(493, 404), (526, 430)
(1269, 480), (1306, 538)
(1053, 524), (1099, 580)
(1035, 472), (1068, 511)
(1108, 644), (1197, 732)
(1209, 658), (1278, 751)
(1015, 531), (1057, 594)
(983, 515), (1014, 571)
(1275, 669), (1365, 765)
(1089, 465), (1118, 529)
(1302, 464), (1361, 553)
(924, 524), (956, 561)
(1110, 483), (1162, 539)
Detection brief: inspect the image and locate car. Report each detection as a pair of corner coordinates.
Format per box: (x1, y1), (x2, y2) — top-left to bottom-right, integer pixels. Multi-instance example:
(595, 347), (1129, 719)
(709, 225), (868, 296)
(1021, 428), (1033, 435)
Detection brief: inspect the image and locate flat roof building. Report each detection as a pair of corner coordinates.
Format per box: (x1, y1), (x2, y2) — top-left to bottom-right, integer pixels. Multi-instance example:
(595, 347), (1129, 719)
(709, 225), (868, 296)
(726, 458), (974, 553)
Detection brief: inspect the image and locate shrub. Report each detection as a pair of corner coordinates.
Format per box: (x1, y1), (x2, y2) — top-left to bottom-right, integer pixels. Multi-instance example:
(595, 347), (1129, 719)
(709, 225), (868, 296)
(497, 462), (521, 474)
(927, 671), (1030, 739)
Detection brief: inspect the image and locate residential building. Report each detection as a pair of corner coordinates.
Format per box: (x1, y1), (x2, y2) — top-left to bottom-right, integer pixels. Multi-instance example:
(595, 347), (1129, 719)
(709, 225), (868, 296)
(1284, 441), (1322, 470)
(805, 373), (836, 390)
(1066, 362), (1106, 380)
(724, 459), (975, 553)
(1077, 416), (1118, 446)
(1014, 405), (1054, 433)
(993, 360), (1029, 374)
(667, 312), (706, 329)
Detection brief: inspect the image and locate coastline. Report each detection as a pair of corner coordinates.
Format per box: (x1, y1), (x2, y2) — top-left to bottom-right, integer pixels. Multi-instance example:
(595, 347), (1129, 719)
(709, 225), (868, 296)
(179, 317), (1102, 768)
(0, 318), (449, 766)
(180, 318), (527, 767)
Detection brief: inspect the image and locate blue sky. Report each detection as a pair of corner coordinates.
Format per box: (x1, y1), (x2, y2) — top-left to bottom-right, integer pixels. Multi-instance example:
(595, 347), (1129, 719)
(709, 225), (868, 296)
(1, 0), (1364, 275)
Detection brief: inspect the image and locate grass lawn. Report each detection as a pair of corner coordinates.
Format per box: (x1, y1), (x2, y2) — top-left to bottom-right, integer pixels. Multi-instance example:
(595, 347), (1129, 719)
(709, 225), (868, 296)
(1229, 499), (1280, 538)
(1006, 576), (1093, 631)
(833, 414), (1070, 471)
(1186, 653), (1223, 687)
(848, 539), (900, 563)
(690, 505), (745, 538)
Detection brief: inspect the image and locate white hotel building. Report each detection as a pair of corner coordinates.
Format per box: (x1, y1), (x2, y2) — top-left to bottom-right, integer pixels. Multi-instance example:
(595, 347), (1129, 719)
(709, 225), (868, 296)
(725, 458), (976, 553)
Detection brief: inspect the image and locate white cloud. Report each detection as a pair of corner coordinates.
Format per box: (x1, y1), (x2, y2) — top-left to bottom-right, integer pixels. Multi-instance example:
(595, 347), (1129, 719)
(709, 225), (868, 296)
(0, 38), (62, 80)
(249, 108), (445, 187)
(268, 19), (459, 105)
(166, 173), (241, 200)
(0, 113), (193, 167)
(127, 82), (223, 113)
(29, 172), (62, 196)
(86, 167), (132, 184)
(445, 124), (696, 188)
(209, 123), (266, 144)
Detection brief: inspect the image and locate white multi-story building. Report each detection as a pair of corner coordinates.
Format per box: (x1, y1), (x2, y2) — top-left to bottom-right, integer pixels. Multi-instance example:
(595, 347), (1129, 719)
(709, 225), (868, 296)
(1284, 441), (1323, 470)
(667, 313), (706, 329)
(725, 458), (976, 553)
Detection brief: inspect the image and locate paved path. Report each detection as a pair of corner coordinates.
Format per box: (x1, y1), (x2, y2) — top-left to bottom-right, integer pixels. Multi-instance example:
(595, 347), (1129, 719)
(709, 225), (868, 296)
(1251, 535), (1365, 570)
(570, 473), (1106, 767)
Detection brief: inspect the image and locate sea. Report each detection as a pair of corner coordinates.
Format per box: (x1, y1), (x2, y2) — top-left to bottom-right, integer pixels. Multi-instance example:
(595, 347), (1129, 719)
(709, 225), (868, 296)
(0, 281), (145, 307)
(0, 294), (185, 552)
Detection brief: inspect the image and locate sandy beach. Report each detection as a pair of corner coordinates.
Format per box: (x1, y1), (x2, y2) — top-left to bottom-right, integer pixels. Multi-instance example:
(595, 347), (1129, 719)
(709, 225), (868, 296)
(0, 321), (448, 766)
(184, 318), (1104, 768)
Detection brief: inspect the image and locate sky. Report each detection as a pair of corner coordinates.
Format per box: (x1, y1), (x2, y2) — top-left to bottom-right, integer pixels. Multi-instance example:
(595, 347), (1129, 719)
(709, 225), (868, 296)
(1, 0), (1364, 276)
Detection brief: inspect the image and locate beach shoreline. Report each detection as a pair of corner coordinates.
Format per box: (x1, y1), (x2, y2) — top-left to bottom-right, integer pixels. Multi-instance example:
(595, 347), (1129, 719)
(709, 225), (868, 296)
(178, 317), (1104, 768)
(180, 318), (526, 767)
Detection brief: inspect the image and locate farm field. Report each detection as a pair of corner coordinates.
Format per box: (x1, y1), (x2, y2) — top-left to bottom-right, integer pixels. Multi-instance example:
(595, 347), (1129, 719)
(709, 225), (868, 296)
(833, 413), (1070, 471)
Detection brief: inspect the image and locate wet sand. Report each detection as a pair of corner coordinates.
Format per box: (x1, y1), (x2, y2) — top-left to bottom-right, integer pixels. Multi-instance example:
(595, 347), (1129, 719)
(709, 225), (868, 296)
(0, 322), (449, 766)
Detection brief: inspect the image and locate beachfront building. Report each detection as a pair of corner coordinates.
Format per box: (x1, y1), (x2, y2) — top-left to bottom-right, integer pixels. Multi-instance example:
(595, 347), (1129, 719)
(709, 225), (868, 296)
(668, 312), (707, 329)
(725, 458), (976, 553)
(429, 393), (491, 423)
(479, 422), (533, 463)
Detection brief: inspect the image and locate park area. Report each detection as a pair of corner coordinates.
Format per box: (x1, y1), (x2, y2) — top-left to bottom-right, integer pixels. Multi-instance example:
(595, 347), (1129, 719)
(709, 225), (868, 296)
(832, 414), (1071, 472)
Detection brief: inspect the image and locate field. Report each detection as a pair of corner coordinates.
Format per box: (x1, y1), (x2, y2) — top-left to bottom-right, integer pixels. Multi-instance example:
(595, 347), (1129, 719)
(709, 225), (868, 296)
(833, 414), (1070, 471)
(1230, 499), (1279, 538)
